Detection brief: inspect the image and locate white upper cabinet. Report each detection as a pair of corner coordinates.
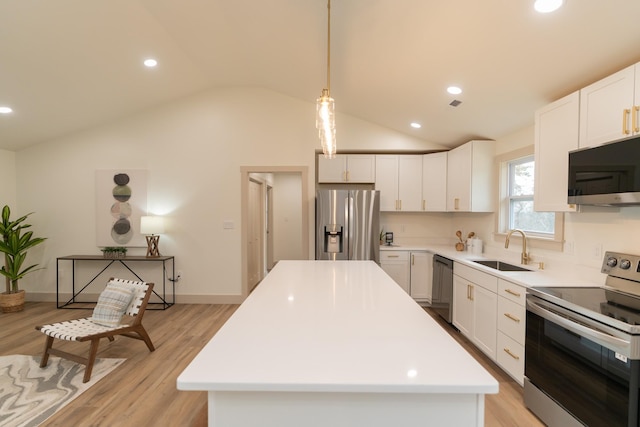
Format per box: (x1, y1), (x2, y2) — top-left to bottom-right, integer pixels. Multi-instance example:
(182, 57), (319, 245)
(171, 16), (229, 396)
(317, 154), (376, 183)
(446, 140), (495, 212)
(422, 152), (447, 212)
(579, 62), (640, 148)
(375, 155), (400, 211)
(398, 155), (423, 211)
(534, 91), (579, 212)
(375, 155), (422, 211)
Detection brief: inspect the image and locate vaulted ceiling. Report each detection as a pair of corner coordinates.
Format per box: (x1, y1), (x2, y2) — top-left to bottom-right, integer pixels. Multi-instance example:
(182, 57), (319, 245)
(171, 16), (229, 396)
(2, 0), (640, 151)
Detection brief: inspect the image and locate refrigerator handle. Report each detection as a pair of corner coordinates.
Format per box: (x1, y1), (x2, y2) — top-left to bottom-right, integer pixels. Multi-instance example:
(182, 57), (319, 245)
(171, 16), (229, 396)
(347, 195), (354, 260)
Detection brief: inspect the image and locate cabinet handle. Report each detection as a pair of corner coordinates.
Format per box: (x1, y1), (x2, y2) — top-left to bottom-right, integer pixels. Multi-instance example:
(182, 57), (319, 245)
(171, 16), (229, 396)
(388, 255), (399, 258)
(399, 200), (402, 210)
(411, 254), (415, 265)
(346, 171), (350, 182)
(505, 288), (521, 298)
(503, 312), (521, 323)
(422, 200), (426, 211)
(503, 348), (520, 360)
(467, 284), (474, 301)
(623, 108), (631, 135)
(634, 106), (640, 133)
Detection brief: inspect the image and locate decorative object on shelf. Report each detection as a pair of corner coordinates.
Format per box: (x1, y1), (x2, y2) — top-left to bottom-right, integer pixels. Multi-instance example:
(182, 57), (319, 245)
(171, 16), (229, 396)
(379, 228), (385, 245)
(316, 0), (336, 159)
(385, 232), (394, 246)
(455, 230), (465, 251)
(101, 246), (128, 259)
(140, 215), (165, 258)
(0, 205), (47, 313)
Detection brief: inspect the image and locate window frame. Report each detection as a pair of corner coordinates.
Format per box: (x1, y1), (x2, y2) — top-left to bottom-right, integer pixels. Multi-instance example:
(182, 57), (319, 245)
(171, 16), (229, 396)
(495, 146), (564, 250)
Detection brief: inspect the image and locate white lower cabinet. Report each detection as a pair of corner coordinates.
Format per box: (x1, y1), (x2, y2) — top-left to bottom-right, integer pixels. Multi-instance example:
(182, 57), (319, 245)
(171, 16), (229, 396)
(379, 251), (410, 293)
(496, 279), (526, 385)
(380, 250), (432, 302)
(452, 263), (497, 361)
(496, 332), (524, 385)
(410, 251), (432, 303)
(453, 266), (526, 385)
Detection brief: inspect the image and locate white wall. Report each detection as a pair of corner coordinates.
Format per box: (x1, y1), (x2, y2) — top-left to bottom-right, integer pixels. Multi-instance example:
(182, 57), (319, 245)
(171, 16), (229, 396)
(272, 173), (303, 262)
(14, 86), (441, 302)
(489, 126), (640, 278)
(0, 148), (17, 207)
(381, 125), (640, 283)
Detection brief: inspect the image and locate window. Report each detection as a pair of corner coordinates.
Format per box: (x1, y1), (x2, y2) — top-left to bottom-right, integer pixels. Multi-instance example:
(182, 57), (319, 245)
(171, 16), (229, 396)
(506, 155), (555, 236)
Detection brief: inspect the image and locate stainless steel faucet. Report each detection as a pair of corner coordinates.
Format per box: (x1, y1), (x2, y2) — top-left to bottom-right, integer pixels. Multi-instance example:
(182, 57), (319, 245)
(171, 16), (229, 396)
(505, 229), (530, 265)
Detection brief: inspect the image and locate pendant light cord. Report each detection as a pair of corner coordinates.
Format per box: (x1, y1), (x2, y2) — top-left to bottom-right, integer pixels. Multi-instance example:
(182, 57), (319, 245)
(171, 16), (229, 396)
(326, 0), (331, 94)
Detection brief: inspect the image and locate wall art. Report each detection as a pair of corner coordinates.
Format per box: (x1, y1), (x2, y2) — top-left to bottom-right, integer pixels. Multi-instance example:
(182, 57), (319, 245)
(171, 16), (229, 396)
(95, 169), (148, 247)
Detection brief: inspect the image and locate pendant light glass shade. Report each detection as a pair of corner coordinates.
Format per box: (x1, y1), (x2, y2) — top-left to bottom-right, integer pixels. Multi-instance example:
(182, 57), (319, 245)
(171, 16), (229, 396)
(316, 89), (336, 159)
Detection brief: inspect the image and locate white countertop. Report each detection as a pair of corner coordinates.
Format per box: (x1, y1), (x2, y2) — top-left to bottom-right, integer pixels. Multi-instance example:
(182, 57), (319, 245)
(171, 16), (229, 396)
(177, 260), (498, 395)
(381, 244), (604, 288)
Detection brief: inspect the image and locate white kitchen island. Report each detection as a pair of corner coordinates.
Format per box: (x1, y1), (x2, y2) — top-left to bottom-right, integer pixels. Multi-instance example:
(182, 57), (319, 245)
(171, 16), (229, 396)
(177, 260), (498, 427)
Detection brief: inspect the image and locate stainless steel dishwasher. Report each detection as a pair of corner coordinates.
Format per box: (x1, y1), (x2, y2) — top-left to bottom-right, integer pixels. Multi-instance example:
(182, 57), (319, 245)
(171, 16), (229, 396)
(432, 254), (453, 323)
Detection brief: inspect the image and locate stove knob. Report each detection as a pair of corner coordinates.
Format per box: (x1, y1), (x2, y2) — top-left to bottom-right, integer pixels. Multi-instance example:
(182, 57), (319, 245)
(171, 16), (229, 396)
(620, 259), (632, 270)
(606, 257), (618, 267)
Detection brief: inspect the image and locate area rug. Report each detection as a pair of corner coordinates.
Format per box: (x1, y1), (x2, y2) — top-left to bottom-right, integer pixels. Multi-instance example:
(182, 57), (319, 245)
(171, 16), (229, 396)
(0, 355), (125, 427)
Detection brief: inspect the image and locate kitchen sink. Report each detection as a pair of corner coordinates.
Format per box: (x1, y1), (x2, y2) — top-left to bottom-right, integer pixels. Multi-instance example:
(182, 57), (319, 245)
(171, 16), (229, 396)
(472, 260), (532, 272)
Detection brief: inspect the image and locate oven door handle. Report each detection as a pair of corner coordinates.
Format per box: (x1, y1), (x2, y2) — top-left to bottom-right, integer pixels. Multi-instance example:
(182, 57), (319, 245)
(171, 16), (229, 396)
(527, 298), (631, 357)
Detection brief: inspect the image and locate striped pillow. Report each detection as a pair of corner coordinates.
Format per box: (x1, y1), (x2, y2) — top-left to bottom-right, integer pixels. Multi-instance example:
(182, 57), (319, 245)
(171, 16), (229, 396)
(91, 282), (135, 327)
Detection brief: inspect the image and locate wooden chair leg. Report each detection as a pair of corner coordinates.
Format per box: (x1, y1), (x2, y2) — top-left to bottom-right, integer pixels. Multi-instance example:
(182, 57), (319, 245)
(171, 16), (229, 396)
(83, 338), (101, 383)
(40, 335), (54, 368)
(134, 326), (155, 352)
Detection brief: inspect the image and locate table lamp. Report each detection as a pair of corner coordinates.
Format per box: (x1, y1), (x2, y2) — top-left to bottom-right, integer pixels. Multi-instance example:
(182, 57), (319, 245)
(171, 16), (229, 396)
(140, 216), (165, 257)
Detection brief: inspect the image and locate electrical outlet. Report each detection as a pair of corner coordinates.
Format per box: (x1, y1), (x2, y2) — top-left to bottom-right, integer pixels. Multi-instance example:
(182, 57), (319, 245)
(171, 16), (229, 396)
(564, 241), (574, 254)
(593, 244), (602, 259)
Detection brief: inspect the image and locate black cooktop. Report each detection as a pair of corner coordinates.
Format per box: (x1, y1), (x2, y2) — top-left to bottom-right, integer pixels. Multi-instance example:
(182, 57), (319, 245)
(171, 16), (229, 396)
(529, 286), (640, 331)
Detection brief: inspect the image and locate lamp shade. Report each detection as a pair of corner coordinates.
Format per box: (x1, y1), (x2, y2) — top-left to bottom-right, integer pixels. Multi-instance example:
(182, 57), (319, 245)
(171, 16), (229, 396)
(140, 216), (165, 235)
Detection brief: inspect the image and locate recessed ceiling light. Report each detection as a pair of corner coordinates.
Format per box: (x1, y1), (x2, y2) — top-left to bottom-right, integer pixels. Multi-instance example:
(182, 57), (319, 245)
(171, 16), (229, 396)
(447, 86), (462, 95)
(143, 58), (158, 68)
(410, 122), (422, 129)
(534, 0), (563, 13)
(0, 106), (13, 114)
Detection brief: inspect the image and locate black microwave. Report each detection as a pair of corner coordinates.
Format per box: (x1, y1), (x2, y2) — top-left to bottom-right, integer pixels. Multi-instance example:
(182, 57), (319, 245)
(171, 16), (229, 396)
(568, 135), (640, 206)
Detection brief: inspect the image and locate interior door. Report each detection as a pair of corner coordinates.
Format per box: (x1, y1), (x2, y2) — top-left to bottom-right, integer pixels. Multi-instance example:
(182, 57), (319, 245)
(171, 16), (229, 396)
(248, 178), (264, 291)
(266, 185), (274, 271)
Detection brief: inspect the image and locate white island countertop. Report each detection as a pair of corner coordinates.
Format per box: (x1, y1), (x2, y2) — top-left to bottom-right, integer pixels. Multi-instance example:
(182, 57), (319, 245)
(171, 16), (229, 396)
(178, 261), (498, 427)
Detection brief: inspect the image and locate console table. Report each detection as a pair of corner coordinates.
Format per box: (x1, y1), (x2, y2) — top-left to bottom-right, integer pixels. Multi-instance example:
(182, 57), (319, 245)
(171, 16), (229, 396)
(56, 255), (175, 310)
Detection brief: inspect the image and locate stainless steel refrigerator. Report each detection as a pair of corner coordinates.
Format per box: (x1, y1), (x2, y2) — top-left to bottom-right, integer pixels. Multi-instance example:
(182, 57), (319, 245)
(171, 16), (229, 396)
(315, 190), (380, 263)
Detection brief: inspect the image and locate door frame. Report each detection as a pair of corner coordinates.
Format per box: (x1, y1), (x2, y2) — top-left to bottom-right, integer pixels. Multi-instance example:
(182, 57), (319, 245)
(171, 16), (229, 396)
(240, 166), (310, 299)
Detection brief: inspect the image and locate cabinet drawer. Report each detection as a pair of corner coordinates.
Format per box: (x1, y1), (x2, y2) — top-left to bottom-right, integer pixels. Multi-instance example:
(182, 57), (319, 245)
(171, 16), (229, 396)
(380, 250), (409, 261)
(497, 297), (526, 345)
(497, 331), (524, 386)
(454, 263), (498, 293)
(498, 279), (526, 306)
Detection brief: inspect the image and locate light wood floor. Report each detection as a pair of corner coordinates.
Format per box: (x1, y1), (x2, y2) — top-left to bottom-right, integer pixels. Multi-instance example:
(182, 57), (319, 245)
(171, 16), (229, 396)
(1, 302), (544, 426)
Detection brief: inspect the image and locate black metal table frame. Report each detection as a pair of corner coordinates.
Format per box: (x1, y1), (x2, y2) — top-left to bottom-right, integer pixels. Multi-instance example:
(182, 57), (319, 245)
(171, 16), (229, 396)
(56, 255), (175, 310)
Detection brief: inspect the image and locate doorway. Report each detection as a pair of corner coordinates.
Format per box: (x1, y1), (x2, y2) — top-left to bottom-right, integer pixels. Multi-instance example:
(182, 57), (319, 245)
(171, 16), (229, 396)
(241, 166), (310, 298)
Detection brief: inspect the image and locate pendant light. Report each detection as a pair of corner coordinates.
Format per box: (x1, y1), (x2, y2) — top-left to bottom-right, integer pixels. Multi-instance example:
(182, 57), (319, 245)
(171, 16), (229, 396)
(316, 0), (336, 159)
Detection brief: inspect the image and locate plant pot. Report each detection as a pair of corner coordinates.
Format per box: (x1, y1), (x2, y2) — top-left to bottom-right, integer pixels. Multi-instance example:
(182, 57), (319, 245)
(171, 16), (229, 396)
(0, 289), (25, 313)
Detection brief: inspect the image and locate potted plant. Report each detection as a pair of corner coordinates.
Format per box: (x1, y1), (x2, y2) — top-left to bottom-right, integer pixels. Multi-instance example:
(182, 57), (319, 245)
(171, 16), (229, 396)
(0, 205), (47, 313)
(101, 246), (127, 259)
